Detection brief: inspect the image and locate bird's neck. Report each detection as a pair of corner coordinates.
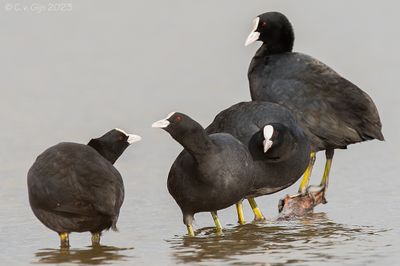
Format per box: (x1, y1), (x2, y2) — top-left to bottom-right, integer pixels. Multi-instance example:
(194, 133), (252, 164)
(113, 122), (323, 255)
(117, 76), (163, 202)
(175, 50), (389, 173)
(87, 139), (119, 164)
(175, 129), (216, 161)
(256, 42), (293, 57)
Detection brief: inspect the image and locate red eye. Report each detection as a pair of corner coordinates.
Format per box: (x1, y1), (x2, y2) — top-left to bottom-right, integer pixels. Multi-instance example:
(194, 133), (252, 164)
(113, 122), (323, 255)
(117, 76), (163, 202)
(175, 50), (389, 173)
(175, 116), (182, 122)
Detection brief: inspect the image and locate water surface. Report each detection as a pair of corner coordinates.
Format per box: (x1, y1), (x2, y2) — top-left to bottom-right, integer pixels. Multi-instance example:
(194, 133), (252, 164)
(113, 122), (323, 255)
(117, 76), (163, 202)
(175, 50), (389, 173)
(1, 0), (399, 265)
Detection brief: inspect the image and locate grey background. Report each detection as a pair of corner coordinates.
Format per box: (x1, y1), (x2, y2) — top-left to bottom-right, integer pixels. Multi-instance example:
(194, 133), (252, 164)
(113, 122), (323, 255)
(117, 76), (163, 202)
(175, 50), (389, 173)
(0, 0), (399, 265)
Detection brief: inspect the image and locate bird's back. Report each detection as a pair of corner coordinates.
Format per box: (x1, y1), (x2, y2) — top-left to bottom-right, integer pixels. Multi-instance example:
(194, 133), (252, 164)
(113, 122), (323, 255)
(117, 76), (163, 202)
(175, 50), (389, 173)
(248, 52), (384, 151)
(206, 101), (299, 144)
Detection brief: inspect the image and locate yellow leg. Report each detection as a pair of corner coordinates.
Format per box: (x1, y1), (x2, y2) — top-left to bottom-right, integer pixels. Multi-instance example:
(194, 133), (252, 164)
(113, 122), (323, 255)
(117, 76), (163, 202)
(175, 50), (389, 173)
(211, 211), (223, 234)
(320, 149), (334, 193)
(186, 224), (195, 236)
(248, 198), (265, 221)
(91, 232), (101, 246)
(298, 152), (316, 193)
(236, 200), (245, 225)
(320, 158), (332, 188)
(59, 232), (70, 248)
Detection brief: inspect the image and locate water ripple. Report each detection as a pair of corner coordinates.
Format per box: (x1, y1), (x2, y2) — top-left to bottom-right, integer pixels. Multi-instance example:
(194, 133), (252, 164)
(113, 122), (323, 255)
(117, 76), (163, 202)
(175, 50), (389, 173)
(33, 245), (134, 265)
(167, 213), (389, 265)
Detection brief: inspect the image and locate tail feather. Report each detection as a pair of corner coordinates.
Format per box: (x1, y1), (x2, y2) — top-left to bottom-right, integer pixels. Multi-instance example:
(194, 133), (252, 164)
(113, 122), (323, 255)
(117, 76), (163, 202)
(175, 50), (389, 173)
(362, 126), (384, 141)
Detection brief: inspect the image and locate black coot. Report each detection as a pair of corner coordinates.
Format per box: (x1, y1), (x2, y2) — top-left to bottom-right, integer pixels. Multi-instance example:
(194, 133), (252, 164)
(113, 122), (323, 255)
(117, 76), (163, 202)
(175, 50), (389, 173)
(27, 129), (141, 247)
(206, 101), (310, 223)
(152, 112), (254, 236)
(245, 12), (384, 196)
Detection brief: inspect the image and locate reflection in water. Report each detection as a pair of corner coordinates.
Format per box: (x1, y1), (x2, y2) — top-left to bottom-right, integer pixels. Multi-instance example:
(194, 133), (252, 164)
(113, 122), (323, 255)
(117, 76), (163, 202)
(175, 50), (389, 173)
(168, 213), (388, 265)
(34, 245), (134, 265)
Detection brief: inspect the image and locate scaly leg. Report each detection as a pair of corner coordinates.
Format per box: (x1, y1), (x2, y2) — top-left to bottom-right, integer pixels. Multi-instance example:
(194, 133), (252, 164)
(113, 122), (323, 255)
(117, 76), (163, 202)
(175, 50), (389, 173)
(298, 152), (316, 193)
(248, 198), (265, 221)
(91, 232), (101, 246)
(184, 214), (195, 236)
(320, 149), (334, 191)
(236, 200), (245, 225)
(59, 232), (70, 248)
(186, 224), (195, 237)
(211, 211), (223, 234)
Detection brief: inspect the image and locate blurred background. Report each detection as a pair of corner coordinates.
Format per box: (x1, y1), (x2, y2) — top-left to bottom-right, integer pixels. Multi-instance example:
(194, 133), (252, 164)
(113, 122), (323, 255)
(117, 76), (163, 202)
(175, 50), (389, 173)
(0, 0), (399, 265)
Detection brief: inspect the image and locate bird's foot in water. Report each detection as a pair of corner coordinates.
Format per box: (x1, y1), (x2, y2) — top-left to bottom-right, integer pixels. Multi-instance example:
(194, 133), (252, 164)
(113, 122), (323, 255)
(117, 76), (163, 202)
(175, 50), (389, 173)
(278, 185), (327, 218)
(247, 198), (266, 222)
(252, 213), (266, 223)
(91, 232), (101, 247)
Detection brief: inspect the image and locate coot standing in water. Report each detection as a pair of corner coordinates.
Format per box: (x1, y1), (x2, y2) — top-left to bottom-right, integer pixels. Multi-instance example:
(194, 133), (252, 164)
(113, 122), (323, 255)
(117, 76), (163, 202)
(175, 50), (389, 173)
(206, 101), (310, 222)
(152, 112), (255, 236)
(27, 129), (141, 247)
(245, 12), (384, 197)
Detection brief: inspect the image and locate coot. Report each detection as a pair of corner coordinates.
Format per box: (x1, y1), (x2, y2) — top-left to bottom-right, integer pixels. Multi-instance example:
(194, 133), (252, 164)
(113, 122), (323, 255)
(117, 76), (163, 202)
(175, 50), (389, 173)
(27, 128), (141, 247)
(152, 112), (254, 236)
(206, 101), (310, 223)
(245, 12), (384, 195)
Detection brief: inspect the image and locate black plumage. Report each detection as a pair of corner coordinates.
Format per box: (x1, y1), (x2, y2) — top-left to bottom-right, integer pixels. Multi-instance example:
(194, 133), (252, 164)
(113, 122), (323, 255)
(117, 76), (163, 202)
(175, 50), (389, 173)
(27, 129), (141, 247)
(206, 101), (310, 198)
(152, 112), (255, 235)
(246, 12), (384, 152)
(245, 12), (384, 197)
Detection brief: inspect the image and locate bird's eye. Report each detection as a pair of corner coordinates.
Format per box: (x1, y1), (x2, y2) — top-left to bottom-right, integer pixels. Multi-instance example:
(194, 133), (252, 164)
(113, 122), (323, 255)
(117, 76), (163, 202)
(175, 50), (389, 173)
(175, 116), (182, 122)
(261, 21), (267, 27)
(119, 135), (124, 141)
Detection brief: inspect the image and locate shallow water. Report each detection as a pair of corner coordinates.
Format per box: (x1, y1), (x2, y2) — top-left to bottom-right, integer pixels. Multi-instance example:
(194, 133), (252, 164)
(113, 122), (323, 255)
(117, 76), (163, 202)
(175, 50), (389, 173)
(1, 1), (399, 265)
